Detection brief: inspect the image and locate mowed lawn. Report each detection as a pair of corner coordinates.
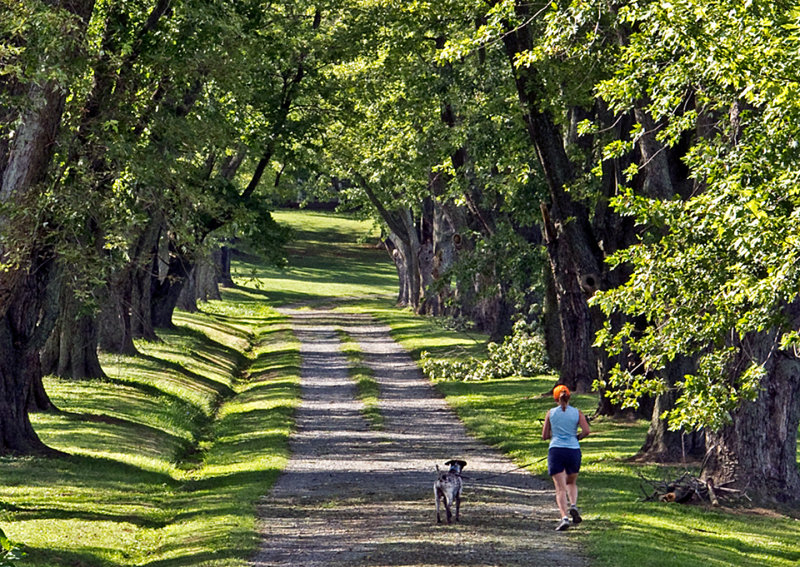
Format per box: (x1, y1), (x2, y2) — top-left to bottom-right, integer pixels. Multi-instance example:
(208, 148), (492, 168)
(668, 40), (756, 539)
(2, 277), (301, 566)
(231, 209), (398, 305)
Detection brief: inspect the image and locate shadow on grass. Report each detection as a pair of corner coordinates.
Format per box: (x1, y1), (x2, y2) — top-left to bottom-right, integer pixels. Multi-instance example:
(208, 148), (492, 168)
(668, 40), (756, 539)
(1, 453), (176, 529)
(4, 503), (168, 529)
(128, 351), (236, 399)
(23, 546), (110, 567)
(588, 503), (800, 566)
(56, 410), (193, 453)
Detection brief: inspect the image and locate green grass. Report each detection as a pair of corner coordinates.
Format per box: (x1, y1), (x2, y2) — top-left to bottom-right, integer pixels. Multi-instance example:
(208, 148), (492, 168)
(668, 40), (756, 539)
(2, 289), (299, 566)
(231, 210), (398, 305)
(337, 330), (383, 429)
(341, 298), (489, 360)
(4, 208), (799, 566)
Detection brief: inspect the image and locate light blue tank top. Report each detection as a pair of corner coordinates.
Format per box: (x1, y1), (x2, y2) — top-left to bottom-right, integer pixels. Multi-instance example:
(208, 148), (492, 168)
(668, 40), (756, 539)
(549, 405), (580, 449)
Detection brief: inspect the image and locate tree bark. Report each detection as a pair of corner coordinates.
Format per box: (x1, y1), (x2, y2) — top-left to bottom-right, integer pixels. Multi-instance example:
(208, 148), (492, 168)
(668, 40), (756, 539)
(399, 209), (422, 310)
(0, 0), (96, 454)
(197, 250), (223, 302)
(0, 252), (62, 454)
(426, 197), (461, 317)
(638, 356), (705, 461)
(702, 331), (800, 504)
(385, 237), (410, 306)
(219, 245), (235, 287)
(539, 203), (596, 392)
(177, 268), (199, 313)
(96, 268), (138, 355)
(151, 237), (195, 328)
(41, 283), (106, 380)
(357, 175), (422, 310)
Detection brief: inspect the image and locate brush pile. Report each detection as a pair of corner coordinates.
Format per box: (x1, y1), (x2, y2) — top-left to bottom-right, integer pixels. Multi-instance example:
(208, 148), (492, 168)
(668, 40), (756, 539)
(638, 471), (750, 506)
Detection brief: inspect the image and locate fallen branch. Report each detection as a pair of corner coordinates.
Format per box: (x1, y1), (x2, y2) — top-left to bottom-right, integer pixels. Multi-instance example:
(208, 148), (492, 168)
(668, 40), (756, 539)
(638, 470), (750, 506)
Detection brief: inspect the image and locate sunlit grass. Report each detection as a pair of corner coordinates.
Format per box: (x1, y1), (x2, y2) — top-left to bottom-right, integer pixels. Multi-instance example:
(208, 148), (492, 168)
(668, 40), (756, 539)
(341, 298), (489, 360)
(233, 210), (398, 304)
(2, 291), (300, 566)
(5, 208), (799, 567)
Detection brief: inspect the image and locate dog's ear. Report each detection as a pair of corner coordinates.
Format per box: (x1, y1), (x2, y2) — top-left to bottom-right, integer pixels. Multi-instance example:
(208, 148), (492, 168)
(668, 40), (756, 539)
(456, 460), (467, 469)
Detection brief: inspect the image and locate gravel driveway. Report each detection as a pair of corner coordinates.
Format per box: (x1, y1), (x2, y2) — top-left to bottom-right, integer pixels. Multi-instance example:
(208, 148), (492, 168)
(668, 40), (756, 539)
(251, 308), (589, 566)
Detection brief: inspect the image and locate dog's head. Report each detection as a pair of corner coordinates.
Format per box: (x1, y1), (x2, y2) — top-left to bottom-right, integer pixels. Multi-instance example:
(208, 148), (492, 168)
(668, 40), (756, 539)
(444, 459), (467, 473)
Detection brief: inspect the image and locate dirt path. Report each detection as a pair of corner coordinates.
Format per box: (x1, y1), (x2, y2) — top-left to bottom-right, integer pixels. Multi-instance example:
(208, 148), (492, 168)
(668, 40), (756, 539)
(250, 308), (589, 567)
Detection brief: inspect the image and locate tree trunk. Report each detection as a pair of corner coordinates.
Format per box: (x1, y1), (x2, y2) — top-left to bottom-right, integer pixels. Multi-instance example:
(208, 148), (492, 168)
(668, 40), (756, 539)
(0, 79), (66, 319)
(177, 268), (198, 313)
(385, 237), (409, 305)
(418, 196), (438, 315)
(0, 0), (96, 454)
(429, 171), (473, 319)
(539, 204), (596, 392)
(542, 265), (563, 372)
(498, 7), (603, 392)
(0, 252), (62, 454)
(29, 370), (57, 413)
(0, 317), (52, 454)
(42, 285), (106, 380)
(387, 231), (418, 308)
(151, 238), (194, 328)
(196, 250), (223, 301)
(131, 234), (161, 341)
(100, 209), (164, 350)
(97, 268), (138, 355)
(638, 356), (705, 462)
(429, 200), (454, 316)
(702, 333), (800, 504)
(400, 209), (422, 311)
(219, 245), (235, 287)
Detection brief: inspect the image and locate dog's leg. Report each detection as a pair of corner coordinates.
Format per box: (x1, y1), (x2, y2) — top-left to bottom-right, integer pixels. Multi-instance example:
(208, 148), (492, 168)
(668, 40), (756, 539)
(454, 490), (461, 522)
(435, 487), (442, 523)
(444, 492), (453, 524)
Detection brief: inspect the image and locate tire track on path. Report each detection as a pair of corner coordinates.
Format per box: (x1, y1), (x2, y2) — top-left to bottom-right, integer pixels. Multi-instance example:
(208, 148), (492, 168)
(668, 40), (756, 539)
(251, 308), (588, 567)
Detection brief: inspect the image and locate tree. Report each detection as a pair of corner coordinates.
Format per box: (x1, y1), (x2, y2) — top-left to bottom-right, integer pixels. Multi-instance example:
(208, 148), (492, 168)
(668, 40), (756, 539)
(0, 0), (295, 453)
(591, 0), (800, 502)
(0, 0), (96, 452)
(320, 2), (550, 340)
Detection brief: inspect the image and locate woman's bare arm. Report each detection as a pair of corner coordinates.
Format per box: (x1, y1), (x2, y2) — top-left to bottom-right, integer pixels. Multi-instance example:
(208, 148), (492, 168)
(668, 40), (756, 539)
(577, 411), (591, 440)
(542, 412), (552, 440)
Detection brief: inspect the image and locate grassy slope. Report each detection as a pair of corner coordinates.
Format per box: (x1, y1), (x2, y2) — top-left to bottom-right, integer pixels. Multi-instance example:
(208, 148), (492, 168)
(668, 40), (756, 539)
(275, 214), (800, 567)
(2, 282), (299, 565)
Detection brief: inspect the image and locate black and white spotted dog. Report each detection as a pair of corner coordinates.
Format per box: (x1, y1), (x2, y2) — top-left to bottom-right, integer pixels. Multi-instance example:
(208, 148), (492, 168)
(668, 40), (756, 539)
(434, 459), (466, 524)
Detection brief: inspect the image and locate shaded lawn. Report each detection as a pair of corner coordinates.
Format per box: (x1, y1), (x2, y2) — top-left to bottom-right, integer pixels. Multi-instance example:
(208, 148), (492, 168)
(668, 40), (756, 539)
(436, 376), (800, 567)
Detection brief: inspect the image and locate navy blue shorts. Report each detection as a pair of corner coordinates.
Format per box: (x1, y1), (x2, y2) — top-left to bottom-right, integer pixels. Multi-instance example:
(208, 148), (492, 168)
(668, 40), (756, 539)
(548, 447), (582, 476)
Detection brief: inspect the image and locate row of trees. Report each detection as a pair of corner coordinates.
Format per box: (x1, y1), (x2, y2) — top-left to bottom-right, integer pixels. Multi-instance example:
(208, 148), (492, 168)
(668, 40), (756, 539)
(0, 0), (326, 453)
(305, 0), (800, 504)
(2, 1), (799, 504)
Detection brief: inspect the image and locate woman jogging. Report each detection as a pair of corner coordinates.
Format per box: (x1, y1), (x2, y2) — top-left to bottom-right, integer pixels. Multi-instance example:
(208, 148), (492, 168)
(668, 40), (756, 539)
(542, 384), (590, 531)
